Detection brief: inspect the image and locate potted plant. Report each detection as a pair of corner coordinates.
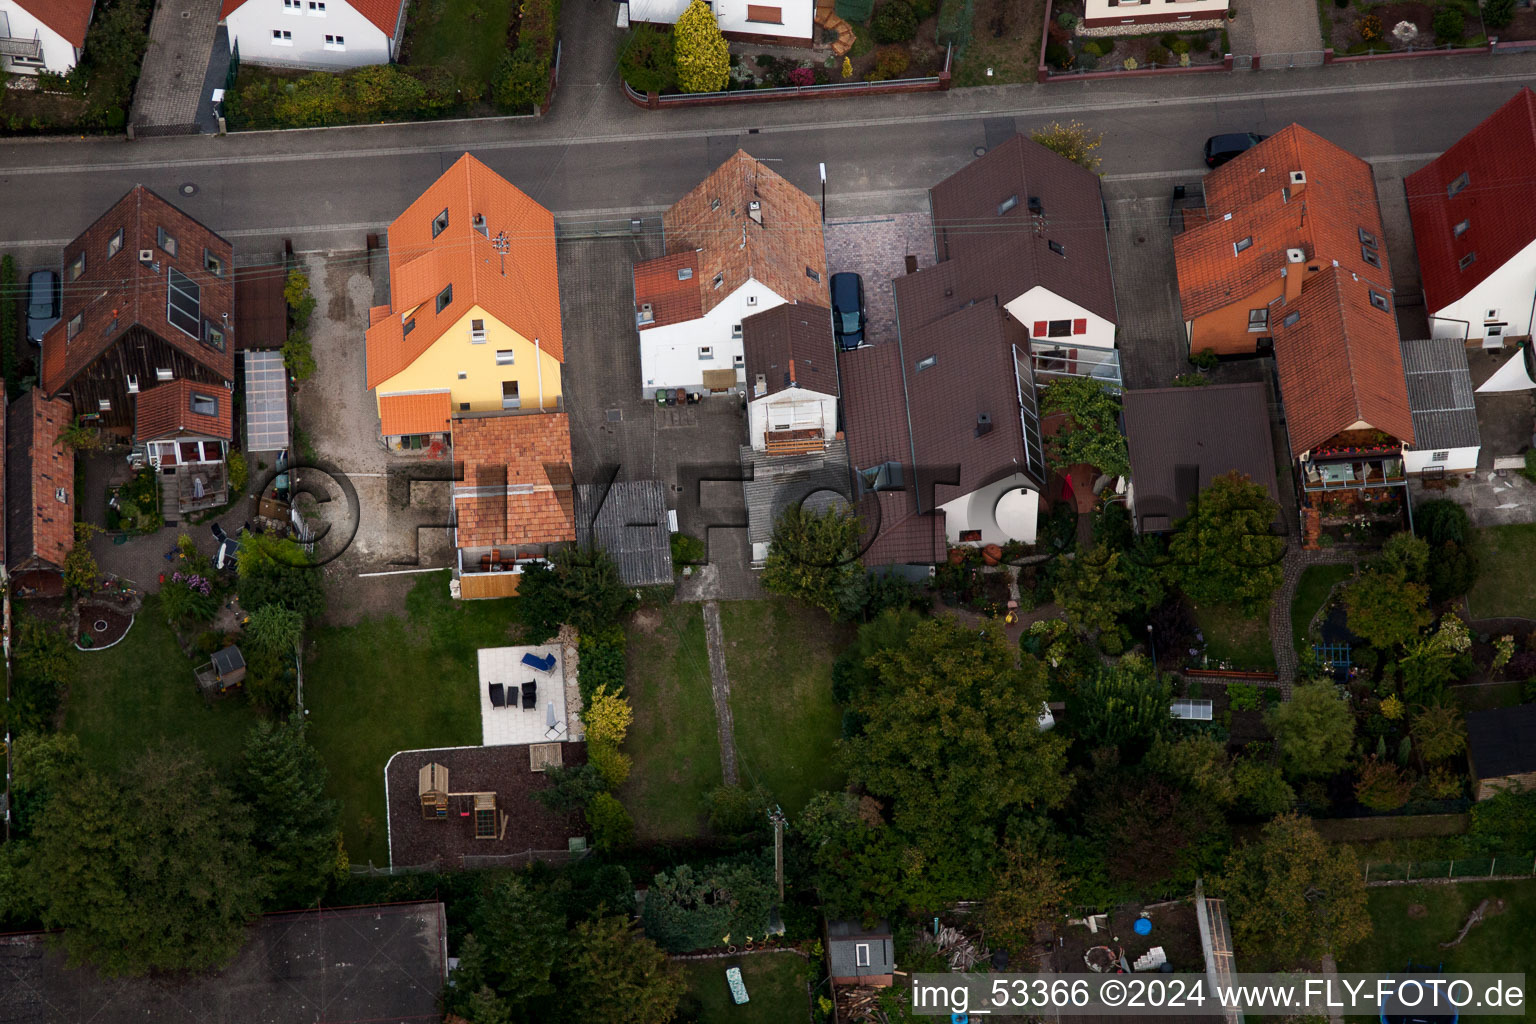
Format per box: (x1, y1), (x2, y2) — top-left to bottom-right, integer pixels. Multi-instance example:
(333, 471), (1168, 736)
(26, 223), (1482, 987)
(1189, 347), (1219, 372)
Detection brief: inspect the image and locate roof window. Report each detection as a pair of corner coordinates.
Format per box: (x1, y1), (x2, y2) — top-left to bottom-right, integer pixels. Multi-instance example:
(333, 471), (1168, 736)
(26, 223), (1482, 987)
(190, 391), (219, 417)
(157, 226), (177, 257)
(436, 284), (453, 312)
(1282, 310), (1301, 327)
(167, 267), (201, 339)
(997, 195), (1018, 215)
(711, 198), (722, 211)
(1027, 196), (1043, 215)
(678, 267), (693, 280)
(1453, 219), (1470, 237)
(1358, 227), (1378, 248)
(1233, 236), (1253, 254)
(1458, 252), (1477, 271)
(1368, 289), (1390, 312)
(805, 267), (820, 282)
(915, 354), (937, 371)
(1048, 240), (1065, 257)
(712, 272), (724, 289)
(1360, 245), (1380, 269)
(1447, 172), (1469, 198)
(432, 208), (449, 238)
(472, 213), (488, 237)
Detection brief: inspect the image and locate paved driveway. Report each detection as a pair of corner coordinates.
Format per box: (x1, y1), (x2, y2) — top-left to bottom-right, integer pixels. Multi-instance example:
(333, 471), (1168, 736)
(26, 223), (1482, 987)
(1245, 0), (1324, 59)
(823, 212), (936, 347)
(130, 0), (223, 136)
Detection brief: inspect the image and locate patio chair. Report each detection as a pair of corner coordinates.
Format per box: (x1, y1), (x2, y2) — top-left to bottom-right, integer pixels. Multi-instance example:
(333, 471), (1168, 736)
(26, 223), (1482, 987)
(522, 652), (557, 673)
(488, 683), (506, 708)
(521, 681), (536, 709)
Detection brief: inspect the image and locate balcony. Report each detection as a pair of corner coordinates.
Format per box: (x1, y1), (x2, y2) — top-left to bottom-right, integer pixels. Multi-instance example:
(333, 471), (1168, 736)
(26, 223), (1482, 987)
(0, 32), (41, 59)
(1301, 456), (1405, 493)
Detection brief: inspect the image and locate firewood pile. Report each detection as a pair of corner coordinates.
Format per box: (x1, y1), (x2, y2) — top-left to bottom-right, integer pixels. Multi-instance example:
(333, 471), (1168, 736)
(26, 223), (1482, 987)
(836, 985), (883, 1022)
(935, 924), (982, 971)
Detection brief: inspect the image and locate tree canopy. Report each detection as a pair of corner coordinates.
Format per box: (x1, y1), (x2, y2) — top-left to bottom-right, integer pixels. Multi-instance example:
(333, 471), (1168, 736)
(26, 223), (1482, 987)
(1166, 472), (1284, 614)
(1266, 682), (1355, 778)
(1343, 568), (1430, 650)
(237, 721), (345, 904)
(1040, 377), (1128, 477)
(1064, 656), (1173, 762)
(673, 0), (729, 93)
(761, 502), (866, 620)
(1029, 119), (1104, 173)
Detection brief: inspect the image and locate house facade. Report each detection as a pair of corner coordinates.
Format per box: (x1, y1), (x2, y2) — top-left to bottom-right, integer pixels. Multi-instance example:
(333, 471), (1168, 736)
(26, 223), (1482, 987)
(623, 0), (812, 44)
(633, 151), (828, 399)
(1082, 0), (1229, 29)
(220, 0), (407, 68)
(366, 153), (564, 449)
(40, 186), (235, 439)
(1405, 88), (1536, 348)
(742, 302), (839, 454)
(5, 389), (75, 598)
(0, 0), (92, 75)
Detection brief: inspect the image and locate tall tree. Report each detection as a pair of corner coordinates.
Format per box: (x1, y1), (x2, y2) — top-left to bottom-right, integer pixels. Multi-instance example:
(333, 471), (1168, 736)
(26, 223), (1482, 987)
(237, 532), (326, 621)
(983, 841), (1069, 951)
(841, 618), (1071, 853)
(7, 732), (84, 837)
(1065, 656), (1173, 762)
(1217, 812), (1370, 968)
(1410, 704), (1466, 764)
(28, 748), (261, 974)
(1343, 568), (1430, 650)
(1145, 733), (1236, 807)
(673, 0), (729, 93)
(1052, 546), (1151, 639)
(554, 546), (639, 633)
(762, 503), (866, 621)
(448, 877), (568, 1019)
(1041, 377), (1128, 477)
(566, 916), (686, 1024)
(1029, 120), (1104, 172)
(1266, 683), (1355, 779)
(237, 721), (344, 905)
(1167, 472), (1284, 615)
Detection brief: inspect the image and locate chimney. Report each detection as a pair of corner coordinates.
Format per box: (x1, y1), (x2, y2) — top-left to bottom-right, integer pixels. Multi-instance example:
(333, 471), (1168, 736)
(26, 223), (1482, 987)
(904, 254), (918, 275)
(975, 412), (993, 438)
(747, 200), (763, 226)
(1288, 170), (1306, 198)
(1283, 248), (1305, 303)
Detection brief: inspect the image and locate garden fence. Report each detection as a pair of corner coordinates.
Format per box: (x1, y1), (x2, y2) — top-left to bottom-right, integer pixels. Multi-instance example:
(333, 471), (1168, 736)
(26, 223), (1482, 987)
(351, 848), (587, 875)
(1360, 852), (1536, 884)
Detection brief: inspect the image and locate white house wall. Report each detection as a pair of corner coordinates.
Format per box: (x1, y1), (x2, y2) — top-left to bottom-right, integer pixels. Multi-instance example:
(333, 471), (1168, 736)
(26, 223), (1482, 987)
(626, 0), (813, 39)
(0, 1), (80, 74)
(938, 473), (1040, 547)
(1084, 0), (1229, 21)
(639, 280), (785, 396)
(1429, 236), (1536, 345)
(1403, 446), (1479, 476)
(747, 388), (837, 449)
(1005, 285), (1116, 351)
(228, 0), (393, 69)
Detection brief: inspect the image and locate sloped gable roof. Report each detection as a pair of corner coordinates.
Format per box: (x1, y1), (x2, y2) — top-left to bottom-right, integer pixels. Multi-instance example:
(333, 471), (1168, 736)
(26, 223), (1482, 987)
(633, 252), (703, 330)
(41, 185), (235, 395)
(134, 379), (234, 441)
(929, 134), (1117, 323)
(451, 412), (575, 549)
(378, 391), (452, 437)
(1405, 88), (1536, 315)
(742, 302), (837, 398)
(366, 154), (562, 389)
(219, 0), (404, 35)
(659, 150), (827, 319)
(5, 390), (74, 572)
(13, 0), (93, 46)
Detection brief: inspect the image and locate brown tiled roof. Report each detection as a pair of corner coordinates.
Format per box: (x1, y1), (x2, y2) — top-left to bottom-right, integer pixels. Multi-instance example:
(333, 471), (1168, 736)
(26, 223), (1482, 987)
(929, 134), (1117, 324)
(366, 154), (562, 389)
(220, 0), (405, 35)
(234, 262), (288, 351)
(41, 186), (234, 395)
(5, 390), (75, 572)
(742, 302), (837, 398)
(1406, 88), (1536, 316)
(133, 379), (234, 441)
(659, 151), (827, 318)
(15, 0), (93, 46)
(451, 412), (575, 550)
(1122, 382), (1280, 529)
(633, 252), (703, 329)
(1272, 266), (1413, 456)
(379, 391), (452, 437)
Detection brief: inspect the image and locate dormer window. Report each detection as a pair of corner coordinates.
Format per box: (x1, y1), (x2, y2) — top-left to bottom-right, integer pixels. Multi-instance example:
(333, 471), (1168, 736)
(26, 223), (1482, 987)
(1233, 236), (1253, 254)
(205, 249), (223, 276)
(432, 208), (449, 238)
(68, 252), (86, 281)
(997, 195), (1018, 215)
(1447, 172), (1469, 198)
(1368, 289), (1390, 312)
(190, 391), (219, 417)
(157, 367), (174, 381)
(126, 374), (139, 393)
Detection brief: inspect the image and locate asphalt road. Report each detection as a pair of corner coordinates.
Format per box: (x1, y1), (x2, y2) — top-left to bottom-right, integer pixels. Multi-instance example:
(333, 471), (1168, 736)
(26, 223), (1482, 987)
(0, 60), (1531, 260)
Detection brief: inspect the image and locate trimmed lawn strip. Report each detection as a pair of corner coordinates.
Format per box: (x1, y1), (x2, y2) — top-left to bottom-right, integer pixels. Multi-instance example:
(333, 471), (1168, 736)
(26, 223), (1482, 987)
(402, 0), (515, 82)
(64, 595), (262, 773)
(1290, 563), (1353, 656)
(305, 579), (513, 866)
(620, 605), (722, 840)
(680, 952), (810, 1023)
(720, 600), (850, 816)
(1468, 523), (1536, 620)
(1193, 601), (1276, 671)
(1452, 679), (1526, 713)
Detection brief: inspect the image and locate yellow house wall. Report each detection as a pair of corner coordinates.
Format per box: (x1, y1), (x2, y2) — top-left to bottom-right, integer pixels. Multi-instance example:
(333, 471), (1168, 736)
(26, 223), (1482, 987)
(375, 305), (563, 415)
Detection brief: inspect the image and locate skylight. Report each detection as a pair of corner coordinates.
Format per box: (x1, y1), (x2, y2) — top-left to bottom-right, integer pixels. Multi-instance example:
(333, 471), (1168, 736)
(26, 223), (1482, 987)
(166, 267), (201, 338)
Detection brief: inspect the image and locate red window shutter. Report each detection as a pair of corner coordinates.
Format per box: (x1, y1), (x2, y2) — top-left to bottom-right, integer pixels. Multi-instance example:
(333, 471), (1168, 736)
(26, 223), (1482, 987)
(1032, 321), (1048, 337)
(1072, 318), (1087, 335)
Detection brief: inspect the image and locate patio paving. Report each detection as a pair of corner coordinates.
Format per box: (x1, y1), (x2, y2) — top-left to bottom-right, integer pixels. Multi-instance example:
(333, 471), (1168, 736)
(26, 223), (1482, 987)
(823, 211), (936, 348)
(478, 644), (577, 745)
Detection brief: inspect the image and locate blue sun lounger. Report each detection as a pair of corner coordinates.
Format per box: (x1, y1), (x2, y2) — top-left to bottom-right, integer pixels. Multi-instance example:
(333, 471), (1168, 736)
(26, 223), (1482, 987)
(522, 652), (557, 673)
(726, 967), (749, 1005)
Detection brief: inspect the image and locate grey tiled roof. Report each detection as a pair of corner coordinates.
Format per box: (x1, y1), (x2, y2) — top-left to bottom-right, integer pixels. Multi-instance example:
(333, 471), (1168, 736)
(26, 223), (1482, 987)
(827, 919), (896, 978)
(1400, 338), (1481, 451)
(575, 480), (673, 586)
(740, 439), (851, 545)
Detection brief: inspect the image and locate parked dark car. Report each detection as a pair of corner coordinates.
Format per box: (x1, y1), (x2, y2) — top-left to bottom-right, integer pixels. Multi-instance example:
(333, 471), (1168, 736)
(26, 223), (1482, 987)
(829, 272), (865, 350)
(25, 269), (60, 345)
(1203, 132), (1266, 168)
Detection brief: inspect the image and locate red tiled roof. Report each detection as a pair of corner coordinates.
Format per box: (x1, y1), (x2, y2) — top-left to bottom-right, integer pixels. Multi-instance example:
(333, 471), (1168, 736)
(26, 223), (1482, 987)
(654, 151), (827, 321)
(378, 391), (452, 437)
(451, 413), (575, 550)
(41, 185), (234, 395)
(1405, 88), (1536, 316)
(366, 154), (562, 390)
(5, 390), (75, 572)
(15, 0), (93, 46)
(220, 0), (404, 35)
(134, 379), (234, 441)
(633, 252), (703, 330)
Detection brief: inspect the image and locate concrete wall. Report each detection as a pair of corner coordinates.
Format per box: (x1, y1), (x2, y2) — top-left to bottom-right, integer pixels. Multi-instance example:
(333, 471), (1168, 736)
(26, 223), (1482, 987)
(228, 0), (392, 69)
(375, 304), (563, 418)
(0, 1), (83, 74)
(1429, 237), (1536, 345)
(639, 279), (785, 395)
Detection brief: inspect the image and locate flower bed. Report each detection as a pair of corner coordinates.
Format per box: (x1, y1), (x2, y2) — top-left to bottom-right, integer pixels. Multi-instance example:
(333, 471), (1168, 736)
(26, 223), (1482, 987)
(1044, 0), (1226, 73)
(1318, 0), (1486, 52)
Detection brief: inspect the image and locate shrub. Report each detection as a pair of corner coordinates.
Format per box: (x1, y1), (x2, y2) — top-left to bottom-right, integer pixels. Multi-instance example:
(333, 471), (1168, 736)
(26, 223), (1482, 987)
(1147, 44), (1171, 64)
(1484, 0), (1516, 30)
(282, 330), (316, 382)
(835, 0), (875, 20)
(1075, 52), (1098, 70)
(1056, 10), (1077, 28)
(1415, 499), (1468, 545)
(587, 742), (632, 789)
(670, 532), (705, 565)
(1226, 682), (1260, 711)
(1123, 57), (1139, 70)
(577, 625), (626, 703)
(586, 792), (634, 849)
(618, 24), (677, 94)
(1432, 5), (1465, 42)
(1354, 756), (1412, 811)
(1169, 36), (1192, 54)
(788, 66), (814, 86)
(1046, 41), (1074, 68)
(675, 0), (731, 92)
(865, 45), (911, 80)
(871, 0), (919, 42)
(1083, 38), (1110, 56)
(1355, 14), (1383, 42)
(492, 45), (551, 112)
(226, 451), (248, 495)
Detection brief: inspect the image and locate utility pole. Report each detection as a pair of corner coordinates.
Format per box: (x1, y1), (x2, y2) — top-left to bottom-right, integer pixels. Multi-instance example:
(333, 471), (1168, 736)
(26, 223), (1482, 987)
(493, 231), (510, 276)
(770, 805), (787, 900)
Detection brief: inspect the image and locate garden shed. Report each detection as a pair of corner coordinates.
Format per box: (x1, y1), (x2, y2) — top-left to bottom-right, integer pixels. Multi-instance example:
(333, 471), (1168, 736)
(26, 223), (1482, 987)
(195, 644), (246, 693)
(1466, 702), (1536, 800)
(826, 919), (896, 987)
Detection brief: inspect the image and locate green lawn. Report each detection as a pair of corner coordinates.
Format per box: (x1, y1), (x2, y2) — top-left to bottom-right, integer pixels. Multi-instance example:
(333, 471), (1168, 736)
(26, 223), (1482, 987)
(1340, 880), (1536, 1021)
(1469, 523), (1536, 620)
(619, 604), (723, 840)
(680, 953), (810, 1024)
(64, 596), (263, 772)
(402, 0), (515, 82)
(1454, 679), (1527, 713)
(1193, 601), (1277, 671)
(304, 579), (517, 866)
(721, 600), (849, 817)
(1290, 563), (1352, 656)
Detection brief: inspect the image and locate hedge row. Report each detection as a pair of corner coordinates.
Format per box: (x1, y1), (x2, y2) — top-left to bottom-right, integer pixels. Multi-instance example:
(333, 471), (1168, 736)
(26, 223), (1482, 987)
(493, 0), (562, 113)
(227, 64), (465, 130)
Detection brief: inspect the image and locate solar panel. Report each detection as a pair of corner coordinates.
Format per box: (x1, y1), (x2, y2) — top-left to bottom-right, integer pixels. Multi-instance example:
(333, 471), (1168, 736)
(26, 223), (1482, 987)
(167, 267), (201, 338)
(244, 350), (290, 451)
(1171, 698), (1214, 721)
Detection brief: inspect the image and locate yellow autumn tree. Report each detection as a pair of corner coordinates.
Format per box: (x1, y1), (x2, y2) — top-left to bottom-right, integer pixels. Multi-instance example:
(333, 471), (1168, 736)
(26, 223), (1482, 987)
(674, 0), (730, 93)
(1030, 119), (1104, 173)
(584, 685), (635, 788)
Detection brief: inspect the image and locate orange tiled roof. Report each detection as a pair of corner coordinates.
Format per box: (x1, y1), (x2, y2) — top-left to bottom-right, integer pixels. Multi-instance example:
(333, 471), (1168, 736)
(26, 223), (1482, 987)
(365, 154), (561, 389)
(378, 390), (452, 437)
(15, 0), (93, 46)
(633, 252), (703, 329)
(134, 379), (234, 441)
(220, 0), (405, 35)
(650, 151), (826, 322)
(451, 412), (575, 550)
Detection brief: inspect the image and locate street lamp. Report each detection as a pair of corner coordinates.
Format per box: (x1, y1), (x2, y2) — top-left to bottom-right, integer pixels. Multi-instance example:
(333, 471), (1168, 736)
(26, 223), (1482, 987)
(1146, 623), (1156, 667)
(819, 162), (827, 223)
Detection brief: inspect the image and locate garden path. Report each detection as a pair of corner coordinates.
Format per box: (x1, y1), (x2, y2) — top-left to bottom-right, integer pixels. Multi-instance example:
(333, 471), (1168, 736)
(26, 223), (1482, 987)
(1269, 547), (1359, 686)
(701, 600), (740, 786)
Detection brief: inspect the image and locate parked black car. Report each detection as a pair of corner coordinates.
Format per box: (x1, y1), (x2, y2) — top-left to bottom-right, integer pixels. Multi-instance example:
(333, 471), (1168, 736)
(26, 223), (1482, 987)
(25, 269), (60, 345)
(830, 272), (865, 350)
(1203, 132), (1266, 168)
